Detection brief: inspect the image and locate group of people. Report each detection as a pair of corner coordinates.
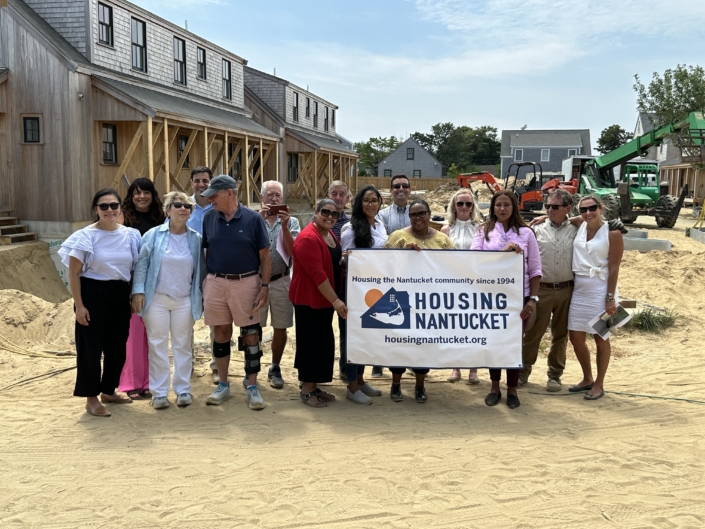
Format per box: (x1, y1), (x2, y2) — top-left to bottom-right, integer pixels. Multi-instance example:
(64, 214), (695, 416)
(59, 171), (623, 417)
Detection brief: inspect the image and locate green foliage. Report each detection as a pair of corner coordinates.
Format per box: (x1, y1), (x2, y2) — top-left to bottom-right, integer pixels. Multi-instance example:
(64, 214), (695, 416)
(625, 308), (678, 333)
(634, 64), (705, 127)
(410, 123), (501, 171)
(353, 136), (402, 176)
(596, 124), (634, 154)
(447, 163), (459, 180)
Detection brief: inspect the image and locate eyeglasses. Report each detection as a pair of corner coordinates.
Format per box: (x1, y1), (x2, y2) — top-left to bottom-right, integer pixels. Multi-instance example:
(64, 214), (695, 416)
(172, 202), (193, 210)
(392, 183), (410, 190)
(409, 210), (429, 219)
(579, 205), (599, 213)
(455, 201), (474, 208)
(546, 204), (565, 210)
(97, 202), (120, 211)
(362, 199), (380, 205)
(320, 208), (341, 220)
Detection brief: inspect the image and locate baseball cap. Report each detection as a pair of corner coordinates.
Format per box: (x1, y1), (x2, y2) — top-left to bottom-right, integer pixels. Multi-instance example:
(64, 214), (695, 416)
(200, 175), (237, 197)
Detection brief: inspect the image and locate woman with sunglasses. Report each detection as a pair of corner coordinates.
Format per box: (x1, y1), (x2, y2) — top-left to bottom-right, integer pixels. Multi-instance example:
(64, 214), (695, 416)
(59, 189), (142, 417)
(470, 190), (542, 409)
(131, 192), (206, 409)
(338, 185), (386, 404)
(118, 178), (166, 401)
(565, 195), (623, 400)
(384, 199), (455, 403)
(441, 190), (482, 384)
(290, 198), (348, 407)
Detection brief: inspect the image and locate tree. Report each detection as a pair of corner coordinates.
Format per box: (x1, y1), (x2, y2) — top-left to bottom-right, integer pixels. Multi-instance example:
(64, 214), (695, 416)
(596, 124), (634, 154)
(634, 64), (705, 127)
(353, 136), (402, 175)
(410, 123), (501, 173)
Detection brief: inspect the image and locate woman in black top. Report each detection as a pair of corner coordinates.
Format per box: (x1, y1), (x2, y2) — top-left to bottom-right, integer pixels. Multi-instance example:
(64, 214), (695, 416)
(118, 178), (165, 400)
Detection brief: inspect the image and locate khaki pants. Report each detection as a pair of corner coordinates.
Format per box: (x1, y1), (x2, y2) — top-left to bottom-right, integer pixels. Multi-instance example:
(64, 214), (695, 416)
(522, 285), (573, 381)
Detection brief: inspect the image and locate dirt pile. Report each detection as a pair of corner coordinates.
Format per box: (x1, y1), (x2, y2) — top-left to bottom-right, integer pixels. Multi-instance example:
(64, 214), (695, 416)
(0, 290), (75, 350)
(0, 242), (70, 303)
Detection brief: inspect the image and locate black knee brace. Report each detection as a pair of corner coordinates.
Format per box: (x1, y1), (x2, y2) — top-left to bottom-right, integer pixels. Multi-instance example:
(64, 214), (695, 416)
(239, 324), (263, 375)
(213, 340), (231, 359)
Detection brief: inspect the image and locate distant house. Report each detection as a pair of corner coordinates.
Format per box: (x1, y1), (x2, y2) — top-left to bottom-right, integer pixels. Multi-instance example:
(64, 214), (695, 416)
(500, 129), (591, 176)
(633, 113), (679, 163)
(377, 138), (442, 178)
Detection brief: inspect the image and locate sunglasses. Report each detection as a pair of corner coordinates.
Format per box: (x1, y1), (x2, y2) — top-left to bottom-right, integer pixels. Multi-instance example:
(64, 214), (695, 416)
(409, 210), (429, 219)
(362, 199), (380, 205)
(546, 204), (566, 210)
(320, 208), (341, 220)
(456, 201), (474, 208)
(392, 184), (410, 190)
(97, 202), (120, 211)
(579, 205), (599, 213)
(172, 202), (193, 210)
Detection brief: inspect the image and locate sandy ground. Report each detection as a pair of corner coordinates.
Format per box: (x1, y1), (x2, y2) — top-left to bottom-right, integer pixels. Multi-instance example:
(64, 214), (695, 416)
(1, 214), (705, 528)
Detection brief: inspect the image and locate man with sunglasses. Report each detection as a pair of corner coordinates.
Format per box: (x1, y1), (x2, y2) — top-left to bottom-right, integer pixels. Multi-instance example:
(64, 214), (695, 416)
(200, 175), (271, 410)
(377, 175), (412, 235)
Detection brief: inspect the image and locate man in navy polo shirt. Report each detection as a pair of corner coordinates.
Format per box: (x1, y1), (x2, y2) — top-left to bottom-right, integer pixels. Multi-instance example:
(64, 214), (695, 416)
(200, 175), (271, 410)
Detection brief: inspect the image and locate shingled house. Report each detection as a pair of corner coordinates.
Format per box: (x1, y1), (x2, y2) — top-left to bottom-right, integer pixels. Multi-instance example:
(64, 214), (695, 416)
(500, 129), (591, 176)
(377, 138), (442, 178)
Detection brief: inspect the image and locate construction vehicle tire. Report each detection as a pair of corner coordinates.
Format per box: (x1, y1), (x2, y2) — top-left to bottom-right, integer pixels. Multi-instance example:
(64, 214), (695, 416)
(655, 195), (678, 228)
(570, 194), (582, 217)
(601, 194), (620, 221)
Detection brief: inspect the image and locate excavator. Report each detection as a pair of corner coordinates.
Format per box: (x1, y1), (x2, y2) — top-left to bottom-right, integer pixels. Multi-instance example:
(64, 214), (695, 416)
(457, 165), (550, 213)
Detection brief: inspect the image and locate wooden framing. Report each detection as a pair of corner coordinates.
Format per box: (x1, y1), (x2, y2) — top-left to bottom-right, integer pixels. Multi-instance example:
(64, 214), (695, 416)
(163, 118), (170, 193)
(111, 121), (146, 188)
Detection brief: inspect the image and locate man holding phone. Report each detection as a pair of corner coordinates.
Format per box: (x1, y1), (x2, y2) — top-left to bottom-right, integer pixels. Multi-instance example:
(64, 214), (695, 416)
(259, 181), (300, 388)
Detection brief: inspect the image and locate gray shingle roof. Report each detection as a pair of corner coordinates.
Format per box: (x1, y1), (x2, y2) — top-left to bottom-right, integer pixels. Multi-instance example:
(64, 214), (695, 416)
(289, 129), (357, 155)
(501, 129), (591, 155)
(95, 76), (280, 139)
(636, 113), (657, 134)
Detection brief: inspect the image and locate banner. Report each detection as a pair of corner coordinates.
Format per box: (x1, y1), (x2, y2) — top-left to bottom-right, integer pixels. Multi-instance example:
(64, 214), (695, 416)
(346, 249), (525, 369)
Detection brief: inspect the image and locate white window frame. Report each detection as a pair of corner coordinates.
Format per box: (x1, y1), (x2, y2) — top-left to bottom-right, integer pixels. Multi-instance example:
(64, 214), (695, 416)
(567, 148), (577, 157)
(514, 149), (523, 162)
(541, 149), (550, 162)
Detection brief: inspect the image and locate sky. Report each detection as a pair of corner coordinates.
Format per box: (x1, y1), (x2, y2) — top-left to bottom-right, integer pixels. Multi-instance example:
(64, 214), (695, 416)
(136, 0), (705, 148)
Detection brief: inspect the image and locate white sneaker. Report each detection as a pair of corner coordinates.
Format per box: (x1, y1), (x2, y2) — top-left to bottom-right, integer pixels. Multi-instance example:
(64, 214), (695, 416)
(346, 389), (372, 405)
(151, 396), (169, 409)
(176, 393), (193, 407)
(359, 382), (382, 397)
(246, 386), (265, 410)
(206, 382), (231, 405)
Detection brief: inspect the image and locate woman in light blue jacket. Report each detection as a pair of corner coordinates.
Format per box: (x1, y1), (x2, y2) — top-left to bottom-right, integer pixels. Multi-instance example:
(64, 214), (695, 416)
(131, 191), (206, 409)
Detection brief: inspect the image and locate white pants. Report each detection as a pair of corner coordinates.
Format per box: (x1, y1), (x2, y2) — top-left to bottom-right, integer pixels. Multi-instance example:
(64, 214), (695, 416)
(143, 293), (194, 398)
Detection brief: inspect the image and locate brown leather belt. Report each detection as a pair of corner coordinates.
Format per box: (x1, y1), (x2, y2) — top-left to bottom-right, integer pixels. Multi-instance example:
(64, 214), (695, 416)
(268, 269), (290, 282)
(211, 271), (258, 281)
(540, 280), (574, 290)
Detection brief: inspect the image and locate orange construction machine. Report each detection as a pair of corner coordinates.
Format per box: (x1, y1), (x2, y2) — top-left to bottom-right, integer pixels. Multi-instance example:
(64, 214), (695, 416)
(457, 171), (503, 194)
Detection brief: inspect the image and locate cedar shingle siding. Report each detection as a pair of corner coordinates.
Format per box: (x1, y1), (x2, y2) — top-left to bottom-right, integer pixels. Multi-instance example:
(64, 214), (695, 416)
(378, 138), (442, 178)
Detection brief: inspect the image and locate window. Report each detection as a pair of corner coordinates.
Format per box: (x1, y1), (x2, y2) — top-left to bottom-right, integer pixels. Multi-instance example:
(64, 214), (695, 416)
(293, 92), (299, 122)
(131, 18), (147, 72)
(407, 148), (414, 160)
(197, 47), (206, 80)
(313, 102), (318, 128)
(413, 170), (421, 177)
(305, 97), (310, 118)
(227, 143), (241, 178)
(23, 117), (41, 143)
(222, 59), (231, 99)
(98, 3), (113, 46)
(567, 148), (577, 157)
(332, 109), (336, 128)
(383, 169), (392, 177)
(541, 148), (550, 162)
(173, 37), (186, 85)
(102, 124), (117, 163)
(178, 135), (190, 168)
(514, 149), (523, 161)
(324, 106), (329, 131)
(287, 153), (298, 183)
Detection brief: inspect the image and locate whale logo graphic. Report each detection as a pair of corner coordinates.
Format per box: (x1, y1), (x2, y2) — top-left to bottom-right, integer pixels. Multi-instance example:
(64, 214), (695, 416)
(361, 288), (411, 329)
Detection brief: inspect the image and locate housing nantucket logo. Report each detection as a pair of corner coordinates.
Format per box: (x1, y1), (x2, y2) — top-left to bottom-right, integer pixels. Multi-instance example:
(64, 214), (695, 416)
(361, 288), (411, 329)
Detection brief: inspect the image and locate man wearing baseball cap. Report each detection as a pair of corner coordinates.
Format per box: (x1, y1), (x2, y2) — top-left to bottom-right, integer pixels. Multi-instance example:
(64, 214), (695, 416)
(200, 175), (271, 410)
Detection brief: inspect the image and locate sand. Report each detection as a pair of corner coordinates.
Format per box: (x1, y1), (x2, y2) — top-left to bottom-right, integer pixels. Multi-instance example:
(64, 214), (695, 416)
(1, 216), (705, 527)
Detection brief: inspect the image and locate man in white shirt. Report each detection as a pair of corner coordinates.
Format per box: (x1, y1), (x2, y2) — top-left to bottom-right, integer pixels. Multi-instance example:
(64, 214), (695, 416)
(186, 166), (213, 235)
(376, 174), (412, 235)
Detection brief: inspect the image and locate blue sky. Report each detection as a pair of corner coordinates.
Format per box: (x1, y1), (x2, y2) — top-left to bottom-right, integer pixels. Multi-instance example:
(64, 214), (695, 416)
(137, 0), (705, 148)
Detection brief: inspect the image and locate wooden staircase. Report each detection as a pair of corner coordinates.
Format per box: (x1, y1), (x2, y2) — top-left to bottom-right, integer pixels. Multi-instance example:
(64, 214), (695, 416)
(0, 210), (38, 245)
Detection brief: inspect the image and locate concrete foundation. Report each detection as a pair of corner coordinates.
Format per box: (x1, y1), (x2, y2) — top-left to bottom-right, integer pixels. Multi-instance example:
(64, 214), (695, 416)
(623, 238), (672, 252)
(687, 227), (705, 244)
(624, 229), (648, 239)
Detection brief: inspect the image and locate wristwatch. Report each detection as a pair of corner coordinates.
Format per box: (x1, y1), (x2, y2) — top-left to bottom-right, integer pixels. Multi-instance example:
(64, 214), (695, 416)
(529, 295), (539, 302)
(261, 283), (270, 288)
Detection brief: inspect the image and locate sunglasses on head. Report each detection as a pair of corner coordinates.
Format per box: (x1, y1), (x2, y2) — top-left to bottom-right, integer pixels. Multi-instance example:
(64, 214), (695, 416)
(97, 202), (120, 211)
(172, 202), (193, 210)
(320, 208), (341, 220)
(579, 204), (599, 213)
(392, 183), (410, 189)
(456, 201), (473, 208)
(546, 204), (566, 210)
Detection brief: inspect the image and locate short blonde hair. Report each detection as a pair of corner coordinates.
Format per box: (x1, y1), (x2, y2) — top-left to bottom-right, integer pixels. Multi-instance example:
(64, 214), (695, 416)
(448, 189), (480, 226)
(163, 191), (193, 215)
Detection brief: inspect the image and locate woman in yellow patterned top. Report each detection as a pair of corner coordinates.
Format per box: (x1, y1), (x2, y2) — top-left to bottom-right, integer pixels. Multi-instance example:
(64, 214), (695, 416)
(382, 199), (454, 403)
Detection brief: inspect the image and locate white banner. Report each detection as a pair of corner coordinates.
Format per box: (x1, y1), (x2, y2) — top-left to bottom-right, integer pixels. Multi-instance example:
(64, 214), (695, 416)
(346, 249), (525, 369)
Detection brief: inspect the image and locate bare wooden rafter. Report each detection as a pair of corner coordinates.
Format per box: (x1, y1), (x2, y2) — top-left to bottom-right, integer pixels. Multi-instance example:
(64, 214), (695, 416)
(111, 121), (146, 188)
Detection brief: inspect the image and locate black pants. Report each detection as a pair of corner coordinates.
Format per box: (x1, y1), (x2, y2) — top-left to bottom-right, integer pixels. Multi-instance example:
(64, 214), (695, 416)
(294, 305), (335, 383)
(389, 368), (429, 375)
(73, 277), (131, 397)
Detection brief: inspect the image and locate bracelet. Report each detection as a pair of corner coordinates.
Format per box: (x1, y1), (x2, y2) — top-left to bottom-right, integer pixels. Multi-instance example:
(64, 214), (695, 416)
(332, 299), (341, 306)
(605, 296), (615, 302)
(261, 283), (269, 288)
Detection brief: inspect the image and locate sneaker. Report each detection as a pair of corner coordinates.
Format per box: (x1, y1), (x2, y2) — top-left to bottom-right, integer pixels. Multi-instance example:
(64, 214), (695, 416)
(371, 366), (384, 378)
(546, 378), (562, 392)
(176, 393), (193, 407)
(206, 382), (231, 405)
(390, 383), (403, 402)
(246, 386), (265, 410)
(415, 386), (427, 403)
(359, 382), (382, 397)
(346, 389), (372, 405)
(151, 396), (170, 409)
(211, 370), (220, 385)
(268, 366), (285, 389)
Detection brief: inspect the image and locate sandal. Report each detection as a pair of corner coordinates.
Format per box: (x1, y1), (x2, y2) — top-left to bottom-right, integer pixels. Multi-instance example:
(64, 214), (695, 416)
(313, 388), (336, 402)
(100, 391), (132, 404)
(126, 390), (143, 400)
(300, 391), (327, 408)
(140, 390), (152, 399)
(447, 369), (461, 382)
(85, 403), (111, 417)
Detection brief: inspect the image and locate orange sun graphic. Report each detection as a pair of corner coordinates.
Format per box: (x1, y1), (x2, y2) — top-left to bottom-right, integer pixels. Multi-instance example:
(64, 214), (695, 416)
(365, 289), (384, 308)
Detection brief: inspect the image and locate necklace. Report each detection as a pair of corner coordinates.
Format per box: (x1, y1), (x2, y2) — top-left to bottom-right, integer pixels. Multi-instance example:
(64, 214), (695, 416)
(413, 229), (432, 246)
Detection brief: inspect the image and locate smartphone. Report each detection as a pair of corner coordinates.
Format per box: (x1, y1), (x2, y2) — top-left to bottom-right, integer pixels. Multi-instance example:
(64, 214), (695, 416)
(267, 204), (288, 216)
